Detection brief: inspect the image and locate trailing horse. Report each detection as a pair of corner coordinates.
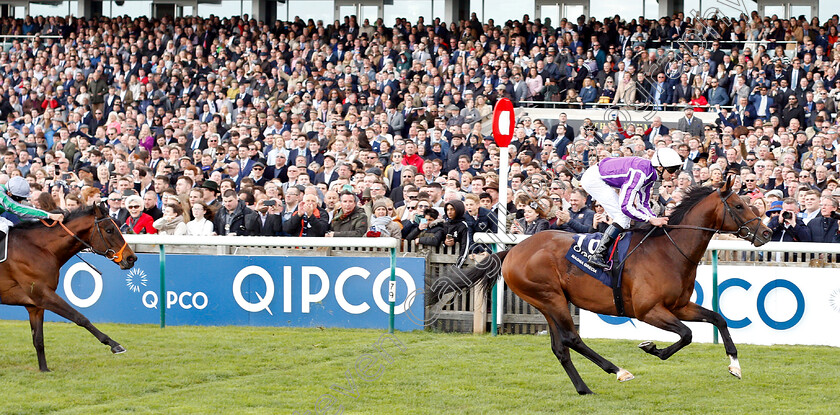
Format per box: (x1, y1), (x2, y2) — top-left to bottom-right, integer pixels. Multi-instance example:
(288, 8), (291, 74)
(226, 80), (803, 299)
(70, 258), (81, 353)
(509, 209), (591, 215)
(0, 204), (137, 371)
(436, 177), (771, 394)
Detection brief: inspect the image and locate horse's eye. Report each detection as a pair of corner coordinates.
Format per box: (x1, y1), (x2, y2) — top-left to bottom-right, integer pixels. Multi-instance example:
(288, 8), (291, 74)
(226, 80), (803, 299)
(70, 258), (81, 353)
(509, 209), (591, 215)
(735, 205), (743, 210)
(106, 228), (114, 234)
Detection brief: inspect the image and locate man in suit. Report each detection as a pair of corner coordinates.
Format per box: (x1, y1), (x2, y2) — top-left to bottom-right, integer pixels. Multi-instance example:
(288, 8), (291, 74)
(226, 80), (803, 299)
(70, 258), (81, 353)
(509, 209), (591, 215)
(707, 78), (730, 106)
(235, 145), (255, 177)
(733, 97), (757, 127)
(649, 73), (672, 110)
(787, 59), (807, 89)
(749, 86), (775, 121)
(643, 116), (670, 142)
(105, 192), (129, 224)
(265, 154), (288, 182)
(677, 107), (704, 138)
(245, 201), (282, 236)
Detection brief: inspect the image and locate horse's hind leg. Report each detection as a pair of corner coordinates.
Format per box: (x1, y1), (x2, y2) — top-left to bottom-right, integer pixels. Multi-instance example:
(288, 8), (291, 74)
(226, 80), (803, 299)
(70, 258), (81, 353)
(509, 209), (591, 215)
(544, 312), (593, 395)
(637, 305), (692, 360)
(672, 302), (741, 379)
(26, 306), (49, 372)
(39, 290), (125, 354)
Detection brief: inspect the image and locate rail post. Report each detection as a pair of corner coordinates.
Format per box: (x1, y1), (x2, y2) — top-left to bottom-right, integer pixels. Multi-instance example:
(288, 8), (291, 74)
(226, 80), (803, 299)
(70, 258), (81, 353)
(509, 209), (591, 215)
(159, 244), (166, 329)
(712, 249), (719, 344)
(388, 246), (396, 334)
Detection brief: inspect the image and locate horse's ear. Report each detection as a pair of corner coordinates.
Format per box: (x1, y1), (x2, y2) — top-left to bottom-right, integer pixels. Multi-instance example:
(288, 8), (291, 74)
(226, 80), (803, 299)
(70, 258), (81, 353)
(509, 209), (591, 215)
(94, 203), (105, 218)
(722, 174), (734, 193)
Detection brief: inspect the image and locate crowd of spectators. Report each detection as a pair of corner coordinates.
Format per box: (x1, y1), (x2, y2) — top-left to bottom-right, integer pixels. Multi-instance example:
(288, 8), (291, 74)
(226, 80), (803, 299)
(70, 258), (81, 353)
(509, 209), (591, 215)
(1, 10), (840, 263)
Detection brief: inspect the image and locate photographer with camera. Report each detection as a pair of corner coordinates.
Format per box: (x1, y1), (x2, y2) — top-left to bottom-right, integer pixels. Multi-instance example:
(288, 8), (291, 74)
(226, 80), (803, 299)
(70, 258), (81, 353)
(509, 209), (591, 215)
(765, 198), (811, 242)
(806, 197), (840, 243)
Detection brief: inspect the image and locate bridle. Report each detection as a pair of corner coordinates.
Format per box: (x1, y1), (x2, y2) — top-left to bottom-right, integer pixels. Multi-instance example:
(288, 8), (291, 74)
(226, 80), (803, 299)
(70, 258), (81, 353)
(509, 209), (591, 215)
(41, 215), (130, 265)
(659, 188), (764, 263)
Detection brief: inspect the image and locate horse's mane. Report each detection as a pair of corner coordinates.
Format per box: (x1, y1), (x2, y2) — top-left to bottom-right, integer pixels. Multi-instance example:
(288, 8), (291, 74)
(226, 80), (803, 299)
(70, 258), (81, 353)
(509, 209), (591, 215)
(13, 205), (99, 231)
(639, 185), (718, 237)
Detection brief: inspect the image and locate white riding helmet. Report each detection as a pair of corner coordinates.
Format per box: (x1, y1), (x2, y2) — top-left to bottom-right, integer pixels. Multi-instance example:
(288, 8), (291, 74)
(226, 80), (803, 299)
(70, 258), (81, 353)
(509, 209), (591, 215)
(6, 176), (31, 199)
(651, 148), (682, 168)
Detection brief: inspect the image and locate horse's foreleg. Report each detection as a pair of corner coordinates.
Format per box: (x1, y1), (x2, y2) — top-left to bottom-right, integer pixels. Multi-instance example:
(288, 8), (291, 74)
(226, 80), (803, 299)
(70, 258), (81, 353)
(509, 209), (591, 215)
(39, 291), (126, 354)
(672, 302), (741, 379)
(636, 305), (692, 360)
(26, 306), (49, 372)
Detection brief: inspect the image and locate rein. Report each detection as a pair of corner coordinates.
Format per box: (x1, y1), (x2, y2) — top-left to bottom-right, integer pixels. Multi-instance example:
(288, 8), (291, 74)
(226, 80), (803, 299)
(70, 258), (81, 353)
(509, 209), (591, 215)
(618, 188), (764, 267)
(40, 215), (129, 265)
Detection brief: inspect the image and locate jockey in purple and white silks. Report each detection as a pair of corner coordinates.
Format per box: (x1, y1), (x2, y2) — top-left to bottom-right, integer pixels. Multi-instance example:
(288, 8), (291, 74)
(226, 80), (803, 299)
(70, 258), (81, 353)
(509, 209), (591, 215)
(580, 147), (682, 268)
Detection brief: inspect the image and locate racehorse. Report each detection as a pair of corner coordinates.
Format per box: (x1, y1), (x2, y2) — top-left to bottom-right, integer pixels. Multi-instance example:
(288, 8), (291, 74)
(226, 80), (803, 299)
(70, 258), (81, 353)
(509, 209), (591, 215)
(437, 177), (772, 394)
(0, 204), (137, 371)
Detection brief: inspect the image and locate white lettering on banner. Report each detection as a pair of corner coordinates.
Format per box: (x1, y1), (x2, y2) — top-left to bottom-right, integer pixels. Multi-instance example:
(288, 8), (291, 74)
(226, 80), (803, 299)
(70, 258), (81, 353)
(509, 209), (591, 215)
(302, 266), (330, 313)
(64, 262), (103, 308)
(232, 265), (274, 314)
(283, 266), (292, 313)
(579, 266), (840, 347)
(230, 265), (418, 315)
(372, 268), (417, 314)
(143, 291), (158, 308)
(143, 291), (208, 310)
(335, 267), (371, 314)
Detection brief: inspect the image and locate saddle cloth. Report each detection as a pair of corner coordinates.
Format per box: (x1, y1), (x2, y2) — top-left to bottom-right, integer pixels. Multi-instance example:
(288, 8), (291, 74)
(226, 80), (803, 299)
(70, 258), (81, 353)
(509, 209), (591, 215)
(564, 232), (632, 287)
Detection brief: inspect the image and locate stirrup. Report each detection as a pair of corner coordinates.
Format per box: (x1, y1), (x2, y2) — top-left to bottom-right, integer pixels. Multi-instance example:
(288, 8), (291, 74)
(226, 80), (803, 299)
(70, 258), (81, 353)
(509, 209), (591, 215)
(588, 255), (609, 269)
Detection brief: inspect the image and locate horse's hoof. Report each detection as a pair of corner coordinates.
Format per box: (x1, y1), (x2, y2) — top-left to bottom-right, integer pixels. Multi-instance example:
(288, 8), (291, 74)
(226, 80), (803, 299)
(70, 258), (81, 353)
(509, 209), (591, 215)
(617, 368), (635, 382)
(729, 366), (742, 379)
(111, 344), (126, 354)
(638, 340), (656, 353)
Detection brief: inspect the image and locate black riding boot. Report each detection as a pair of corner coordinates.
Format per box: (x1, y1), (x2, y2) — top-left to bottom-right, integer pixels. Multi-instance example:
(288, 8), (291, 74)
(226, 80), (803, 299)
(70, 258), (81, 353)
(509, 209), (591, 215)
(587, 224), (625, 269)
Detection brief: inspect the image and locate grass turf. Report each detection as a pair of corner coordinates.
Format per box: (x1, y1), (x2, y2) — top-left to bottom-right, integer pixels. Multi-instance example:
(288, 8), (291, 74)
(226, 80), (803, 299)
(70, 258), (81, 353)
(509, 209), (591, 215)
(0, 320), (835, 414)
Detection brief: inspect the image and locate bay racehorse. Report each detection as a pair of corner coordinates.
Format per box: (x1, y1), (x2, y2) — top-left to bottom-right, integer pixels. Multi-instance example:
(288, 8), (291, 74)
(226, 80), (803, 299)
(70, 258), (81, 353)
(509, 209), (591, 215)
(437, 177), (771, 394)
(1, 204), (136, 371)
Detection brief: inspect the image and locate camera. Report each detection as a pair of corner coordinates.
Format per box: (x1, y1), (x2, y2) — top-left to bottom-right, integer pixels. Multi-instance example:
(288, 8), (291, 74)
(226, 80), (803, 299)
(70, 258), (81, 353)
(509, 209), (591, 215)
(830, 211), (840, 221)
(782, 211), (792, 221)
(263, 200), (276, 206)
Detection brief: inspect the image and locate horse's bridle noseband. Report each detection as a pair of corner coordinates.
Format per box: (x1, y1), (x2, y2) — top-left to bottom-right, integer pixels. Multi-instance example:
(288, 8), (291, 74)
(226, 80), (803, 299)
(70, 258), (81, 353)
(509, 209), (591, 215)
(42, 216), (129, 265)
(653, 188), (764, 264)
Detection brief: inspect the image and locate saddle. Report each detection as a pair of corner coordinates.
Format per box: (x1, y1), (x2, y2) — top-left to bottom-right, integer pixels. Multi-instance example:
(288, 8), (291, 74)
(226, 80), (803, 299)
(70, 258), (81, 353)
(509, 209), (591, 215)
(564, 232), (632, 316)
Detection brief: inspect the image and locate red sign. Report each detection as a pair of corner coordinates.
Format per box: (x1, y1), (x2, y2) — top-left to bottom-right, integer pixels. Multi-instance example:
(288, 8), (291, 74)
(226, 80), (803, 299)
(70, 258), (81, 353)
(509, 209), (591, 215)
(492, 98), (515, 147)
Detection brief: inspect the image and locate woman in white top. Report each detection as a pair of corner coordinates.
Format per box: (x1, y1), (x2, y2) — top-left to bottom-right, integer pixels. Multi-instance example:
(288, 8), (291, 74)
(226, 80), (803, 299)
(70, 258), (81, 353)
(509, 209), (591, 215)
(186, 202), (214, 236)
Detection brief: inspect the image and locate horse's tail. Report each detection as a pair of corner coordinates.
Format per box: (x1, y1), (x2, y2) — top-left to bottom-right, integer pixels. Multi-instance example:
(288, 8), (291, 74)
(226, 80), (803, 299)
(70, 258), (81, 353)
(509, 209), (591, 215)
(428, 249), (510, 307)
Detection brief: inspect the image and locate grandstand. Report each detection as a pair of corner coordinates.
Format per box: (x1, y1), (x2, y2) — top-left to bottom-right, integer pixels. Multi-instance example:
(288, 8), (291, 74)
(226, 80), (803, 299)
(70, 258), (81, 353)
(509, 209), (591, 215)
(0, 2), (838, 247)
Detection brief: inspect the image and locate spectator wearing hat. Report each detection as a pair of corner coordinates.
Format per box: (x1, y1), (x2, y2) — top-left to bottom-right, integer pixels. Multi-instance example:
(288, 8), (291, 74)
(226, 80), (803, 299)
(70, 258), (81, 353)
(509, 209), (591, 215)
(250, 161), (268, 187)
(366, 198), (401, 238)
(200, 180), (221, 211)
(766, 199), (810, 242)
(677, 107), (704, 138)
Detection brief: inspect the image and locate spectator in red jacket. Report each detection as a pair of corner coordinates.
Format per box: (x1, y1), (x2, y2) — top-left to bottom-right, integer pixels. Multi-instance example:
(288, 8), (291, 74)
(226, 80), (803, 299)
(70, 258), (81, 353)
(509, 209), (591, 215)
(121, 195), (157, 234)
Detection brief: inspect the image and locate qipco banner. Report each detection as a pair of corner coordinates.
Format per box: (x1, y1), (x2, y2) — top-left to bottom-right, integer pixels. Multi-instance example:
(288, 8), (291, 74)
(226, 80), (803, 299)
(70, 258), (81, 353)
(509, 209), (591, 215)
(580, 266), (840, 347)
(0, 254), (425, 331)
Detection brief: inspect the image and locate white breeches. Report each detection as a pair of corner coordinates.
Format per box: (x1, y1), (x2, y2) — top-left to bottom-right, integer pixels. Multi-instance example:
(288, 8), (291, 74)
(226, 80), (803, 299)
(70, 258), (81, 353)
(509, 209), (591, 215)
(0, 217), (12, 234)
(580, 167), (632, 229)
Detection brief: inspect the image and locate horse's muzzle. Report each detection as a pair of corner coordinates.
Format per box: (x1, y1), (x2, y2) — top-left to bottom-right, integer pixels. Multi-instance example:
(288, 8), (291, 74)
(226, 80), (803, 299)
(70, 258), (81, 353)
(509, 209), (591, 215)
(752, 226), (773, 247)
(119, 254), (138, 270)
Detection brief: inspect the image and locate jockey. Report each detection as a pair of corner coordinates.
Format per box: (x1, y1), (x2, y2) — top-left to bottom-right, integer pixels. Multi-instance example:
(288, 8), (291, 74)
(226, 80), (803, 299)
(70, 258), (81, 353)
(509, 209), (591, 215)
(0, 177), (64, 238)
(580, 148), (682, 268)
